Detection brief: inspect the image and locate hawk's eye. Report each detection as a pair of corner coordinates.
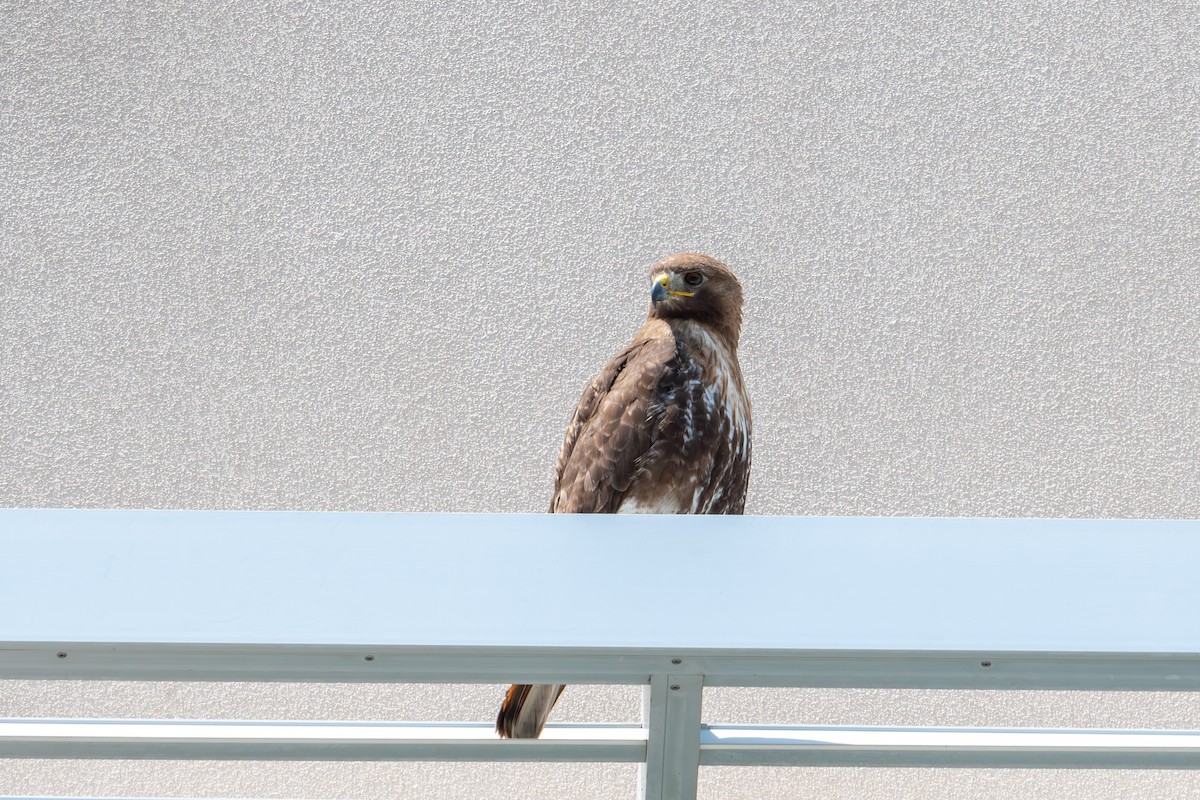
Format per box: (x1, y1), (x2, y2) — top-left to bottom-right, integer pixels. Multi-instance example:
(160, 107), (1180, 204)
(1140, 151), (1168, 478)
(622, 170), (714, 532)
(683, 272), (704, 287)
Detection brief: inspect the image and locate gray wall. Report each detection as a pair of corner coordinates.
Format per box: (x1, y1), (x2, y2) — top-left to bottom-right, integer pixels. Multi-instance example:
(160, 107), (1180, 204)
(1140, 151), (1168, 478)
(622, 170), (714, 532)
(3, 1), (1198, 797)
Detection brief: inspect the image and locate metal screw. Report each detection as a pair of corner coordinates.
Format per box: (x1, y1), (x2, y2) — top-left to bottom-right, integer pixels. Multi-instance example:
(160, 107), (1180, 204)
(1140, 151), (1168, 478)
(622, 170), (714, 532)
(980, 661), (992, 667)
(364, 655), (376, 662)
(671, 658), (682, 665)
(670, 684), (680, 691)
(56, 652), (67, 659)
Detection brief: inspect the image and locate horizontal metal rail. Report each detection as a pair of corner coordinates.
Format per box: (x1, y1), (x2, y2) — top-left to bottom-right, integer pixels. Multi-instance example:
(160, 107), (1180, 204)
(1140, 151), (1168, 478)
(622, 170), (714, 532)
(0, 720), (646, 763)
(3, 510), (1199, 799)
(4, 643), (1199, 690)
(3, 719), (1199, 770)
(700, 724), (1200, 769)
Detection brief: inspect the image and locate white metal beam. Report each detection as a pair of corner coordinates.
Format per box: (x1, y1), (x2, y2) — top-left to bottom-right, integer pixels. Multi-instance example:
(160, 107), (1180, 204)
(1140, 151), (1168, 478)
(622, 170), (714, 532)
(0, 719), (646, 763)
(4, 510), (1200, 797)
(5, 511), (1200, 656)
(700, 724), (1200, 769)
(4, 719), (1199, 771)
(3, 642), (1198, 691)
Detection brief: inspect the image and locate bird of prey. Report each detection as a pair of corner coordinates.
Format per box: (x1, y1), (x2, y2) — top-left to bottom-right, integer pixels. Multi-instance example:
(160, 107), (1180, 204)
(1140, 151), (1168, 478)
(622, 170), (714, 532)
(496, 252), (752, 739)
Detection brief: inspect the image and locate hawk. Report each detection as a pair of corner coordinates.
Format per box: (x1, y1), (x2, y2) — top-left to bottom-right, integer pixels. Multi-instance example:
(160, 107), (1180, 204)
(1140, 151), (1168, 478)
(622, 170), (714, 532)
(496, 252), (752, 739)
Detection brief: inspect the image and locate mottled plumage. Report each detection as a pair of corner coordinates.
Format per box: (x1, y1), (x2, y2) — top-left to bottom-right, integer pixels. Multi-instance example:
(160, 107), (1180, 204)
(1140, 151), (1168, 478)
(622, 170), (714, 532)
(496, 252), (752, 739)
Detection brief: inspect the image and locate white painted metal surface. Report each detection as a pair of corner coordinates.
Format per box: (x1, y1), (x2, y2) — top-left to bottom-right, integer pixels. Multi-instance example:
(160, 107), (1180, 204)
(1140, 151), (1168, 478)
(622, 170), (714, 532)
(2, 510), (1199, 799)
(4, 510), (1200, 652)
(700, 725), (1200, 768)
(0, 719), (646, 762)
(642, 675), (704, 800)
(3, 719), (1199, 770)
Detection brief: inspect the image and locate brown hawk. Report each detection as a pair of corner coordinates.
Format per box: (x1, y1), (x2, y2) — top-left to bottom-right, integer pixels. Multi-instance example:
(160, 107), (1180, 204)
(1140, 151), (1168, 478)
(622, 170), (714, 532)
(496, 252), (752, 738)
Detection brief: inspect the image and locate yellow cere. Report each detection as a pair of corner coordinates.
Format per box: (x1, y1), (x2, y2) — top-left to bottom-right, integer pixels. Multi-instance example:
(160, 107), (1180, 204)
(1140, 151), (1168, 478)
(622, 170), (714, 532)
(654, 272), (694, 298)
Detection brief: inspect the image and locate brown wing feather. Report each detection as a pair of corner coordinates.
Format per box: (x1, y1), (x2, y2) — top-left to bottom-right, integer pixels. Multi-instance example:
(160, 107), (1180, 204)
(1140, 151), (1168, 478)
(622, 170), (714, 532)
(550, 333), (676, 513)
(501, 311), (752, 738)
(498, 334), (675, 737)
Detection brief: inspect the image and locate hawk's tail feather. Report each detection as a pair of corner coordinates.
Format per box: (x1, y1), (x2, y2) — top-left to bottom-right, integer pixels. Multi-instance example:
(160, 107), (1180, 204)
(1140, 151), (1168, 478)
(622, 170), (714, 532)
(496, 683), (566, 739)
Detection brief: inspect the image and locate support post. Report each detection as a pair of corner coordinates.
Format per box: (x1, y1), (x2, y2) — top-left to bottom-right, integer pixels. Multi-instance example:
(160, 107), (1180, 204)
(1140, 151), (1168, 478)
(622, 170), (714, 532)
(640, 672), (703, 800)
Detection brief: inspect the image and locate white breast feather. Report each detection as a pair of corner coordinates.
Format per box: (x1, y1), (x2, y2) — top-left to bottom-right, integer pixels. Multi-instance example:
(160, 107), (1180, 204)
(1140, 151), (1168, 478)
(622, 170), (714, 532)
(618, 496), (689, 514)
(618, 325), (749, 516)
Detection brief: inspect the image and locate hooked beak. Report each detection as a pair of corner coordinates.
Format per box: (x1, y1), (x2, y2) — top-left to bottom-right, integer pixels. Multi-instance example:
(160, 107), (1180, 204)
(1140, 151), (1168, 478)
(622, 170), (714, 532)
(651, 272), (693, 305)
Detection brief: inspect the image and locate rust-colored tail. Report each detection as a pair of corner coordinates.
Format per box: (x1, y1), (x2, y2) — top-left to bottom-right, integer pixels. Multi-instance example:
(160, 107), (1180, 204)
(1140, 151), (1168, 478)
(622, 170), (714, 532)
(496, 683), (566, 738)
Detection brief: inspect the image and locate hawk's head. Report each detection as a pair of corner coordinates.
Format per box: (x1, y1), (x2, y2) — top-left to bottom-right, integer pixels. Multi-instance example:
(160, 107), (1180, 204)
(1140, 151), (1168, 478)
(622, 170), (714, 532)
(647, 252), (744, 346)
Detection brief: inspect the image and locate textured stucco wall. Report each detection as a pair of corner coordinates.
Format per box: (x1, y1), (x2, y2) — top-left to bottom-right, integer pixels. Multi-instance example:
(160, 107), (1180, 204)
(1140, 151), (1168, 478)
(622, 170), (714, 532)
(3, 1), (1199, 797)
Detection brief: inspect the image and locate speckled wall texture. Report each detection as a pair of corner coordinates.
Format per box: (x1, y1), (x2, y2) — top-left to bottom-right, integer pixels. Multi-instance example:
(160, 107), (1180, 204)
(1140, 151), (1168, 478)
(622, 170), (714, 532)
(3, 1), (1198, 798)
